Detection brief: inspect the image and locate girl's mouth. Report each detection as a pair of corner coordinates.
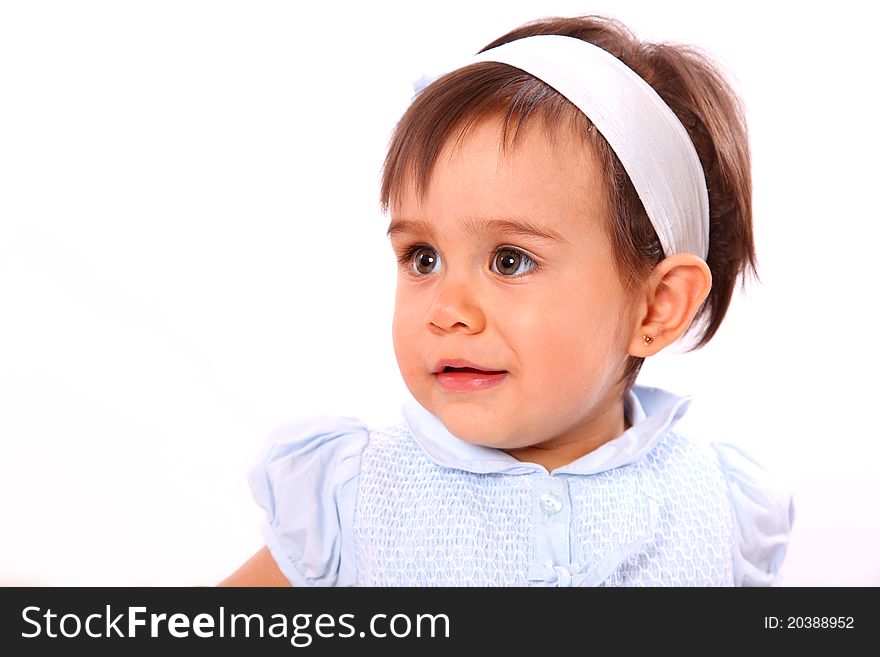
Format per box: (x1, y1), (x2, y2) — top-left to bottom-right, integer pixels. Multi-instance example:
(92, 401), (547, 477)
(442, 366), (505, 374)
(435, 367), (508, 392)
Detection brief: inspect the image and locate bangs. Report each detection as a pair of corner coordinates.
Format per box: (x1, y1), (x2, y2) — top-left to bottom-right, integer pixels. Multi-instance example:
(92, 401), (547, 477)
(380, 62), (591, 213)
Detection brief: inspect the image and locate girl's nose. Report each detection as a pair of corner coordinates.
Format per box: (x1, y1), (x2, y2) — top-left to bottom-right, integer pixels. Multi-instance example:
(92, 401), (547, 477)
(425, 276), (486, 334)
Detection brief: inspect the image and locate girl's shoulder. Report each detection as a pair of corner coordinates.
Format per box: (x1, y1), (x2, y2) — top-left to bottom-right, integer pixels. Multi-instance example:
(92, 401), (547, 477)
(247, 414), (413, 484)
(640, 424), (795, 586)
(632, 386), (795, 586)
(711, 441), (796, 586)
(251, 414), (371, 472)
(247, 414), (376, 587)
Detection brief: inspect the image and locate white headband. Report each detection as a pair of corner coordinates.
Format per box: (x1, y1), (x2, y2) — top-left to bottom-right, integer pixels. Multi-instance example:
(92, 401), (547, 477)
(462, 35), (710, 259)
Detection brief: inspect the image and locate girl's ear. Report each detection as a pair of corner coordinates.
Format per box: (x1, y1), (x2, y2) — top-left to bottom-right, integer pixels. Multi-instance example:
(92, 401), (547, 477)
(627, 254), (712, 356)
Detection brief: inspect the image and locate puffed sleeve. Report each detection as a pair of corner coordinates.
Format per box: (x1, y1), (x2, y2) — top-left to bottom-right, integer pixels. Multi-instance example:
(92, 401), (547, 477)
(247, 416), (369, 586)
(713, 442), (796, 586)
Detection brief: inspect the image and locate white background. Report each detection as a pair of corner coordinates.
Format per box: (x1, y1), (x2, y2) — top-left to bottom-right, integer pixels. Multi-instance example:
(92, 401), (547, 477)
(1, 0), (877, 586)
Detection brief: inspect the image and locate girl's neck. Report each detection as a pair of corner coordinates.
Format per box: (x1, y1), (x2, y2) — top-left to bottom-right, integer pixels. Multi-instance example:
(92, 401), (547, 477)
(502, 397), (628, 472)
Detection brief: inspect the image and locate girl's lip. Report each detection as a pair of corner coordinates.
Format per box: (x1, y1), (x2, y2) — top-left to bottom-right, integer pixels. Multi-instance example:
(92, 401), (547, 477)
(431, 358), (507, 374)
(434, 370), (508, 392)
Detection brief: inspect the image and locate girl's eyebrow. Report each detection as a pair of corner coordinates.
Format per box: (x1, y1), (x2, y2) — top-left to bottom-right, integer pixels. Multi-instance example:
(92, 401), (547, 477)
(386, 216), (567, 243)
(385, 218), (427, 238)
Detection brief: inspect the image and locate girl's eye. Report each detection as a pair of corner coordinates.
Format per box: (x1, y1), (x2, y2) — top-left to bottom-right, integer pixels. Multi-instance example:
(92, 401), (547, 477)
(491, 248), (538, 276)
(410, 246), (440, 275)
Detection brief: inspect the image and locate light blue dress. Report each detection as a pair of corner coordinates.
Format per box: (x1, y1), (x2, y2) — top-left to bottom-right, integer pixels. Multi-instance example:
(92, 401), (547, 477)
(248, 385), (794, 586)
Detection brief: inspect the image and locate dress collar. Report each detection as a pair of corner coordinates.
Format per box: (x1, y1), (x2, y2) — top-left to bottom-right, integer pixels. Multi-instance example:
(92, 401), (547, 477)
(400, 385), (691, 476)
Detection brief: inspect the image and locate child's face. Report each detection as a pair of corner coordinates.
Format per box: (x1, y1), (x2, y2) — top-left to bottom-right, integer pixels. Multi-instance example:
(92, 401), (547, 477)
(389, 117), (638, 462)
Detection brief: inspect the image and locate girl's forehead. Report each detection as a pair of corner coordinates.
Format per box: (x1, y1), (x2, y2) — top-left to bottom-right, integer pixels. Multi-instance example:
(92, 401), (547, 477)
(437, 115), (597, 175)
(389, 118), (608, 240)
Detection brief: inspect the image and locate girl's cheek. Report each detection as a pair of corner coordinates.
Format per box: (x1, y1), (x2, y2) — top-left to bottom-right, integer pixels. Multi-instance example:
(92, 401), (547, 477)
(391, 311), (420, 359)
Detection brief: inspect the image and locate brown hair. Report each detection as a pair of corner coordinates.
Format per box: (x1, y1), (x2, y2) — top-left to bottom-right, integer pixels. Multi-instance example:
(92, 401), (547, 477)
(380, 15), (756, 390)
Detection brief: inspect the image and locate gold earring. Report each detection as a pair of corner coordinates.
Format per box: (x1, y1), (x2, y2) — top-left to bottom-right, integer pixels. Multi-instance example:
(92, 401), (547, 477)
(642, 335), (654, 346)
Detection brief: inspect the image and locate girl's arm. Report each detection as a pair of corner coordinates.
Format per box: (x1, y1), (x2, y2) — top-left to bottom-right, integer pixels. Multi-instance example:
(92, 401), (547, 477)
(217, 546), (290, 587)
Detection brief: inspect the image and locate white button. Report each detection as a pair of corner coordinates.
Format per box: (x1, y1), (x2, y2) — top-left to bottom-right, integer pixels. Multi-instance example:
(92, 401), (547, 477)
(539, 492), (563, 514)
